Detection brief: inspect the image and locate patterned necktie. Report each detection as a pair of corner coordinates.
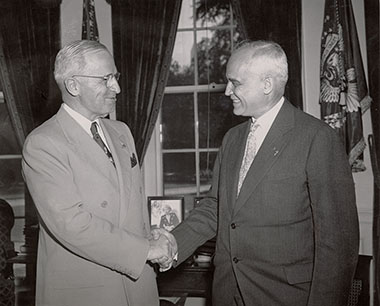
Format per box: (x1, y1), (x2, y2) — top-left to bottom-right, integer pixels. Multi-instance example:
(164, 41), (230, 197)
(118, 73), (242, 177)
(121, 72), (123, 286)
(237, 122), (259, 195)
(90, 122), (115, 167)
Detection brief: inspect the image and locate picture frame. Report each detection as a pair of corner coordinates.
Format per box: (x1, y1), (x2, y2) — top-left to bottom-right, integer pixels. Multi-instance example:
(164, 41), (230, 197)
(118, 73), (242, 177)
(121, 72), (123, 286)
(148, 196), (184, 232)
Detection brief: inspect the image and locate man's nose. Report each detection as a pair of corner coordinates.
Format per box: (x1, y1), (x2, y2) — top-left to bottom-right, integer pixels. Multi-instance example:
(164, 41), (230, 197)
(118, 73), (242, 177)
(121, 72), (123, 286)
(225, 82), (233, 96)
(109, 78), (121, 94)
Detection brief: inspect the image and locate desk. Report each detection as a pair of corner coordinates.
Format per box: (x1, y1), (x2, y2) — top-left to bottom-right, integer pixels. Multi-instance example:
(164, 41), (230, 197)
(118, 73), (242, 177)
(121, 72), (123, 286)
(157, 259), (214, 300)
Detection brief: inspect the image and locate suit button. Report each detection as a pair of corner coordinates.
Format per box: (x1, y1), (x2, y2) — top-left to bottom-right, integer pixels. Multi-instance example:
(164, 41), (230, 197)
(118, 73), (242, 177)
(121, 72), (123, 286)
(231, 223), (236, 229)
(233, 257), (239, 263)
(100, 201), (108, 208)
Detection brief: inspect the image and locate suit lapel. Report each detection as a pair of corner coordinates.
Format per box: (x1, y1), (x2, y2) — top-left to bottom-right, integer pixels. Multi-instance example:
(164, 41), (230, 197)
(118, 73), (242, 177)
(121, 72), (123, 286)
(233, 101), (295, 215)
(226, 120), (251, 211)
(100, 120), (133, 226)
(56, 106), (118, 187)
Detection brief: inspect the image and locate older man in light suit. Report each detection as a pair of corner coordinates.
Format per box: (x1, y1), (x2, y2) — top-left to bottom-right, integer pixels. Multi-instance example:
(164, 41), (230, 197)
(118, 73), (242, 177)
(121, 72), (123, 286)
(22, 40), (175, 306)
(165, 40), (359, 306)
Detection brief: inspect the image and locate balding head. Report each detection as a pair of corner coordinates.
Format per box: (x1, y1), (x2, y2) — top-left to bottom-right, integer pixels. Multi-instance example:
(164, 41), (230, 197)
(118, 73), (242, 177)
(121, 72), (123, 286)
(225, 40), (288, 118)
(230, 40), (288, 91)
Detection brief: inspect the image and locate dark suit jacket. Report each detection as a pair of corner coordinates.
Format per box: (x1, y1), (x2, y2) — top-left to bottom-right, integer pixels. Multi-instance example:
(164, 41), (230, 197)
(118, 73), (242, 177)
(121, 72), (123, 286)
(172, 100), (359, 306)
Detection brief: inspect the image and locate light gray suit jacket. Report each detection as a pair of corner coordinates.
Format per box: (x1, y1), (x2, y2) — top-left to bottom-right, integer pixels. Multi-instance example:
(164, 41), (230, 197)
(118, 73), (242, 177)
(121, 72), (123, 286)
(22, 105), (159, 306)
(172, 100), (359, 306)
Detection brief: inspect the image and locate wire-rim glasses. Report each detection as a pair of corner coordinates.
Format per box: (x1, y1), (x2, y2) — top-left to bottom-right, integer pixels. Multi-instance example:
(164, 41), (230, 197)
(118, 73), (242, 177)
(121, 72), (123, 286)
(72, 72), (120, 86)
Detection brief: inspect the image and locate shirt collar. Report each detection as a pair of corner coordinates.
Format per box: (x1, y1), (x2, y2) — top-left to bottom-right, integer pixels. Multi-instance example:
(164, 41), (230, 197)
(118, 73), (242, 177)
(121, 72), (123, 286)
(252, 97), (284, 129)
(62, 103), (99, 136)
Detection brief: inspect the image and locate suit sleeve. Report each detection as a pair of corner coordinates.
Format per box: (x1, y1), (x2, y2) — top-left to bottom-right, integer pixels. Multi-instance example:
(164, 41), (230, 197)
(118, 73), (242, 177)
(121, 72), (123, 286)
(306, 126), (359, 305)
(172, 143), (223, 265)
(22, 133), (149, 280)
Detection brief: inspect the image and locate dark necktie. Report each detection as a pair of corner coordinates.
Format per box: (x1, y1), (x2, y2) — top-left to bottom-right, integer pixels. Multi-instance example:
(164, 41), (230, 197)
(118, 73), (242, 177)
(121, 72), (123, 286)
(90, 122), (115, 167)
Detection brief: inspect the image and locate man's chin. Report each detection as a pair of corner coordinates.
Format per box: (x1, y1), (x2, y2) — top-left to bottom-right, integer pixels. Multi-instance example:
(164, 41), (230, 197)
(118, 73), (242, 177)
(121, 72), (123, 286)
(233, 106), (244, 116)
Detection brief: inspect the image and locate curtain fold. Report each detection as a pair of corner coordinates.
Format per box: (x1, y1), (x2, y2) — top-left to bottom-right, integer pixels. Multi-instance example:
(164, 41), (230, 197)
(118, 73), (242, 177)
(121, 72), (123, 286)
(0, 0), (61, 262)
(111, 0), (181, 163)
(230, 0), (303, 110)
(0, 0), (61, 144)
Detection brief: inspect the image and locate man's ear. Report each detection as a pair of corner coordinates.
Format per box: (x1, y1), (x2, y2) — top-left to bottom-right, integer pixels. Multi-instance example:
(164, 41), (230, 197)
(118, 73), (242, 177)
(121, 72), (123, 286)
(64, 78), (79, 97)
(263, 76), (273, 95)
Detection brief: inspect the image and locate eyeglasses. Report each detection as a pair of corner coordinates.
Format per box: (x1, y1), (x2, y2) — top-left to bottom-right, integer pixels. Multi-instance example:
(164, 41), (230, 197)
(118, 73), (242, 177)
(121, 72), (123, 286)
(72, 72), (121, 86)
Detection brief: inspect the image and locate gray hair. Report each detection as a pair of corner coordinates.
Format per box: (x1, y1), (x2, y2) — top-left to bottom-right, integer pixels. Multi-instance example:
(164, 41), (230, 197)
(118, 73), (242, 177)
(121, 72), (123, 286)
(234, 40), (288, 87)
(54, 40), (109, 86)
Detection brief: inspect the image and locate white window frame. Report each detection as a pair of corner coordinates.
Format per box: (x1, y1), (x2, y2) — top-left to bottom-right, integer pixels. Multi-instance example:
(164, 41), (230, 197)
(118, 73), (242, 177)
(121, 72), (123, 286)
(143, 1), (237, 198)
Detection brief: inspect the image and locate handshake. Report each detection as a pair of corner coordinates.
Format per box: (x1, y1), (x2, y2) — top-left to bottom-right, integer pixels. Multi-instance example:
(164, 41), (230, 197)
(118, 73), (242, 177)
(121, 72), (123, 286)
(147, 228), (178, 271)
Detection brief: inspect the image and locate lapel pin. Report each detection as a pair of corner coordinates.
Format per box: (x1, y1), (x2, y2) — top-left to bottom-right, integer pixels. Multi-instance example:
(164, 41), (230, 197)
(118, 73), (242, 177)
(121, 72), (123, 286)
(273, 148), (279, 156)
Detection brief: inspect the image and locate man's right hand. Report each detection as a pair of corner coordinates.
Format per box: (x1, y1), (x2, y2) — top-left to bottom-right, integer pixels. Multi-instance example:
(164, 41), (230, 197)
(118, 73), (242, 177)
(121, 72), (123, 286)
(147, 233), (173, 269)
(148, 229), (177, 271)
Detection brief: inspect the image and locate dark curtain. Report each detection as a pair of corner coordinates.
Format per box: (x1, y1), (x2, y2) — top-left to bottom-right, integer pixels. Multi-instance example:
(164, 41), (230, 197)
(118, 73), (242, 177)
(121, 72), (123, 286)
(230, 0), (303, 110)
(0, 0), (61, 284)
(365, 0), (380, 303)
(111, 0), (181, 163)
(0, 0), (61, 143)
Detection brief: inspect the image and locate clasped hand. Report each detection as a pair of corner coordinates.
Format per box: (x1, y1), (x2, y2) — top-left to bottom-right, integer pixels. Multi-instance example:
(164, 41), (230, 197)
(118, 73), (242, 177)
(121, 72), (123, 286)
(147, 228), (177, 271)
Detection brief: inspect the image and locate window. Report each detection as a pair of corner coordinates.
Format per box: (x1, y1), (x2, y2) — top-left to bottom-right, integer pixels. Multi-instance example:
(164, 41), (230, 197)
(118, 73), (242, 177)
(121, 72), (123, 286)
(160, 0), (245, 214)
(0, 91), (26, 276)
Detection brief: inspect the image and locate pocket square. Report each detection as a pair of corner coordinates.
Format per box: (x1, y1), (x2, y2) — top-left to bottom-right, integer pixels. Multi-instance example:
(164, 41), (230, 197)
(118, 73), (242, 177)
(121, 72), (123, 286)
(130, 153), (137, 168)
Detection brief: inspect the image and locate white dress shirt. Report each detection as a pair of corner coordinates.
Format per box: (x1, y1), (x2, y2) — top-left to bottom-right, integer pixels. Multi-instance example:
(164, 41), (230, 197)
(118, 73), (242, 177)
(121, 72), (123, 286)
(62, 103), (111, 150)
(251, 97), (284, 154)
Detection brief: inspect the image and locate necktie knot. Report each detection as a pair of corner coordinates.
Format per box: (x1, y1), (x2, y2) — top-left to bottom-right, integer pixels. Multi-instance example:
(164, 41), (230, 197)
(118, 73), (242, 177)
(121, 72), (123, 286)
(90, 122), (100, 137)
(250, 122), (259, 133)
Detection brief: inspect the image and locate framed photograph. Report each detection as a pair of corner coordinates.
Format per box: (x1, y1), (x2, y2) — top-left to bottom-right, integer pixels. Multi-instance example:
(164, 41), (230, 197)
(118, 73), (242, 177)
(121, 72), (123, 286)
(148, 196), (184, 232)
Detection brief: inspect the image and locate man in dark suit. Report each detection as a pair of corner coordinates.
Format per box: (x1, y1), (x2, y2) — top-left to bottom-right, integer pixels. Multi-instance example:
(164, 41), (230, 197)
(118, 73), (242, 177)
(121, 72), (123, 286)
(164, 40), (359, 306)
(22, 40), (174, 306)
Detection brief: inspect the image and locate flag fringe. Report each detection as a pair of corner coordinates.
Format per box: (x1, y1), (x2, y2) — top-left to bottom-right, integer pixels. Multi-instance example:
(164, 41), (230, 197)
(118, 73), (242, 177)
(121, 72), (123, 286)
(361, 95), (372, 114)
(349, 137), (366, 172)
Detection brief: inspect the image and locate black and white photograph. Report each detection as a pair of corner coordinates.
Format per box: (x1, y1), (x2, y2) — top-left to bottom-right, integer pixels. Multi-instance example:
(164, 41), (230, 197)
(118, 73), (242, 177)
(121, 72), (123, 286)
(148, 196), (184, 232)
(0, 0), (378, 305)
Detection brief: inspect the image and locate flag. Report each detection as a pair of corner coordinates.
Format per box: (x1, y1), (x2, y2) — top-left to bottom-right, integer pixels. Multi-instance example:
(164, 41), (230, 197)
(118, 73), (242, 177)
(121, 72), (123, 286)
(320, 0), (371, 172)
(82, 0), (99, 41)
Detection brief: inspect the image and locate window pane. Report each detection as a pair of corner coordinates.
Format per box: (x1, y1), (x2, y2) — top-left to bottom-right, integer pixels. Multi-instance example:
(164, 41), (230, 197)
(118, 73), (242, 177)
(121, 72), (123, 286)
(163, 152), (196, 194)
(167, 31), (195, 86)
(0, 103), (21, 154)
(197, 29), (232, 85)
(0, 101), (25, 256)
(195, 0), (232, 28)
(0, 159), (24, 197)
(198, 92), (247, 148)
(178, 0), (193, 29)
(200, 151), (217, 186)
(0, 102), (24, 198)
(162, 93), (195, 149)
(162, 0), (243, 200)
